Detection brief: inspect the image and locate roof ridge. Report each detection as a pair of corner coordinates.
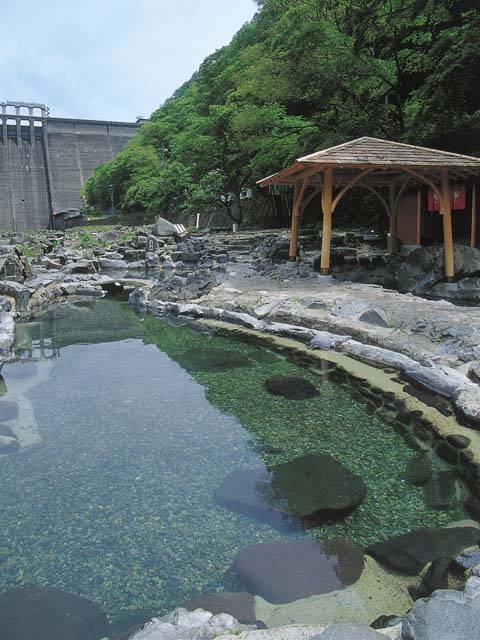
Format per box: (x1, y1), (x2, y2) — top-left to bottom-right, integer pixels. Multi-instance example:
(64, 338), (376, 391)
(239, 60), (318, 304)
(298, 137), (368, 161)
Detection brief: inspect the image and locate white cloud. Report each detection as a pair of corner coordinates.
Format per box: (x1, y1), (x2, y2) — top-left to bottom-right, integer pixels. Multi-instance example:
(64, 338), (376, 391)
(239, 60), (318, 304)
(0, 0), (256, 121)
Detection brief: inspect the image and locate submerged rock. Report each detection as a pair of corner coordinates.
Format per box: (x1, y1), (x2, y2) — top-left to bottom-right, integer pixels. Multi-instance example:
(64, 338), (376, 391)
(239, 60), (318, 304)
(0, 586), (111, 640)
(367, 527), (480, 576)
(264, 376), (319, 400)
(234, 539), (364, 604)
(404, 457), (433, 487)
(422, 471), (465, 511)
(176, 348), (251, 372)
(271, 453), (366, 519)
(216, 454), (366, 526)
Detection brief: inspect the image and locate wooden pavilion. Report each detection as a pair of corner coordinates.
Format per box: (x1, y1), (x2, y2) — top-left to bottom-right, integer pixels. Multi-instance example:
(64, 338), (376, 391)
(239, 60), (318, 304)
(257, 137), (480, 279)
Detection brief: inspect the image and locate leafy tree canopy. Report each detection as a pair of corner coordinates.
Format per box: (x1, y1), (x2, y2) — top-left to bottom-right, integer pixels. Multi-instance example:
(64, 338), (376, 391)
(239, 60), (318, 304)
(85, 0), (480, 223)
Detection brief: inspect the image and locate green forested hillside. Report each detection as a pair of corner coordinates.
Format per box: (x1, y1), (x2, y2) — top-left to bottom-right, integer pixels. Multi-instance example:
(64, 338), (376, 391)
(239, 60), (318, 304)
(85, 0), (480, 224)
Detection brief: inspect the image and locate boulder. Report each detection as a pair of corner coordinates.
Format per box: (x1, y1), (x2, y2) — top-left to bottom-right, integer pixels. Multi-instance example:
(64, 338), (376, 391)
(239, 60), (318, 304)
(100, 258), (128, 270)
(367, 527), (480, 576)
(216, 454), (366, 525)
(358, 309), (390, 328)
(233, 539), (364, 604)
(0, 281), (30, 311)
(402, 576), (480, 640)
(264, 376), (319, 401)
(0, 586), (111, 640)
(396, 245), (480, 294)
(153, 217), (178, 237)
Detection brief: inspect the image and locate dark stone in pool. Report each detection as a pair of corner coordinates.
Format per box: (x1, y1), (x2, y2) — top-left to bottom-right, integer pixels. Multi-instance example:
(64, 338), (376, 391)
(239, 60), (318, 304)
(460, 449), (475, 464)
(264, 376), (319, 400)
(182, 592), (257, 624)
(272, 453), (367, 518)
(405, 457), (433, 486)
(233, 539), (364, 604)
(0, 586), (111, 640)
(367, 527), (480, 575)
(446, 434), (471, 450)
(403, 385), (453, 416)
(436, 441), (459, 464)
(409, 558), (452, 600)
(176, 348), (251, 372)
(423, 471), (460, 510)
(216, 454), (367, 525)
(413, 423), (432, 441)
(0, 401), (19, 421)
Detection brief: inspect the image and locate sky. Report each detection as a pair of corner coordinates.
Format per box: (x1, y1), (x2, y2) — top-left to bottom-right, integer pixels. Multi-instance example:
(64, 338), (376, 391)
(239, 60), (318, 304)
(0, 0), (257, 122)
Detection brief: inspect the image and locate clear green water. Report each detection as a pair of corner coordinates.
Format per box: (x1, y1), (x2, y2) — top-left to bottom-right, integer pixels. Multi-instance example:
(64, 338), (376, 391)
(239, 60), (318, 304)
(0, 299), (468, 625)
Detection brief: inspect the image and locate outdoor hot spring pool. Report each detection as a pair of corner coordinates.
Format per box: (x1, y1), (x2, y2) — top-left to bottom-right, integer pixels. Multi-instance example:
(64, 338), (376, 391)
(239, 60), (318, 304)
(0, 299), (471, 629)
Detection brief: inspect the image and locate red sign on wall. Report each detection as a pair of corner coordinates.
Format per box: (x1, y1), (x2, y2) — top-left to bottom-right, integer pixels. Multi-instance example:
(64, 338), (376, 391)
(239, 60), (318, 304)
(428, 184), (466, 211)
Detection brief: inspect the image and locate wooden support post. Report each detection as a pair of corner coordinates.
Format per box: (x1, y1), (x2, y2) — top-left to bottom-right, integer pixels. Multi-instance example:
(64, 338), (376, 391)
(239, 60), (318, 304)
(320, 167), (333, 275)
(389, 183), (398, 254)
(416, 188), (422, 245)
(471, 183), (477, 249)
(441, 168), (455, 281)
(288, 182), (300, 262)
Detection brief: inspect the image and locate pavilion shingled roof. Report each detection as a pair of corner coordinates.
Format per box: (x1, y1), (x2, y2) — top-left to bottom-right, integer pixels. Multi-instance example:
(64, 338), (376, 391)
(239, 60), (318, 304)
(258, 137), (480, 186)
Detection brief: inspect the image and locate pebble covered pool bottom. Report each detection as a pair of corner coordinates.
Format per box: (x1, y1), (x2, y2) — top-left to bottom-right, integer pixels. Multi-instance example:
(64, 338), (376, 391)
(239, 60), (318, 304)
(0, 298), (468, 626)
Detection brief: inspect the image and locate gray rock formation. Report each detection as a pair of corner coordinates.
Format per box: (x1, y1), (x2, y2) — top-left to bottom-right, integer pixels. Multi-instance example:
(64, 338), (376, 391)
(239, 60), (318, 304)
(124, 607), (251, 640)
(154, 217), (179, 237)
(402, 577), (480, 640)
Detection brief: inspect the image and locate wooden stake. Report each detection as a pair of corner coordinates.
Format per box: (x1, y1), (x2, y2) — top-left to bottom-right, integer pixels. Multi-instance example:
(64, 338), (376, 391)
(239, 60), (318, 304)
(288, 178), (308, 261)
(288, 182), (300, 261)
(320, 167), (333, 274)
(416, 188), (422, 246)
(471, 183), (477, 248)
(389, 183), (398, 254)
(441, 168), (455, 280)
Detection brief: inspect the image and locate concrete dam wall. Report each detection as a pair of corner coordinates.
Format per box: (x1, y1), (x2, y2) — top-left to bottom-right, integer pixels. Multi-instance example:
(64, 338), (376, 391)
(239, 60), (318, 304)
(0, 102), (140, 231)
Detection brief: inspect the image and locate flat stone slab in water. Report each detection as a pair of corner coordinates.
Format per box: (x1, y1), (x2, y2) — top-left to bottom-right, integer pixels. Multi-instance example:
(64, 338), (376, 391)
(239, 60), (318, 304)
(182, 592), (257, 624)
(216, 454), (367, 525)
(264, 376), (319, 400)
(0, 586), (111, 640)
(176, 348), (251, 372)
(234, 539), (364, 604)
(367, 527), (480, 576)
